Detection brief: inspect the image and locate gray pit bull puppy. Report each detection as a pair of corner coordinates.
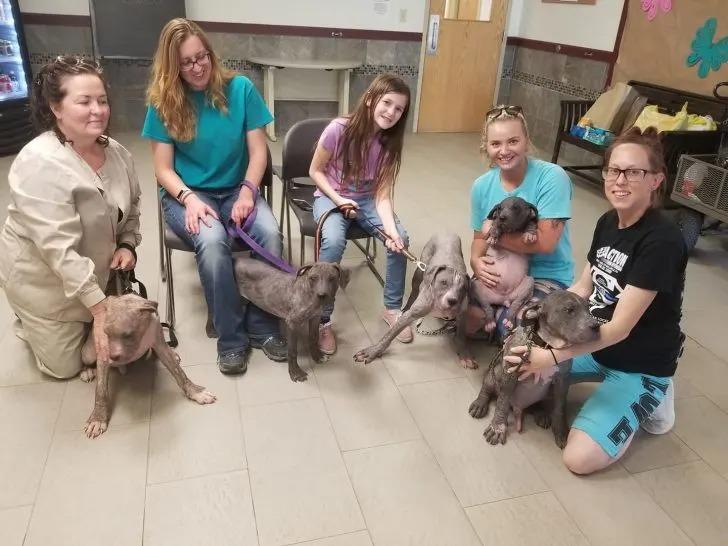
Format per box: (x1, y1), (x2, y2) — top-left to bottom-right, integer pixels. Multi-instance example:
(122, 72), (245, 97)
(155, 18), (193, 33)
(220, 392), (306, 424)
(353, 233), (474, 368)
(234, 258), (349, 382)
(81, 294), (217, 439)
(470, 196), (538, 332)
(469, 290), (599, 447)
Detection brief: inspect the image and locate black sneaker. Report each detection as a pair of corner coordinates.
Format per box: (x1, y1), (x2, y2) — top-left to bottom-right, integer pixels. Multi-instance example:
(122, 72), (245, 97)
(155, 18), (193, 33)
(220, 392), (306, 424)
(217, 348), (250, 375)
(250, 335), (288, 362)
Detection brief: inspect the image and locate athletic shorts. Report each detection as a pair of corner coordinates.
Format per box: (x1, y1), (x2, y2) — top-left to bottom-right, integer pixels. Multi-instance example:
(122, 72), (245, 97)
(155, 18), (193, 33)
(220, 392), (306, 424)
(570, 353), (671, 457)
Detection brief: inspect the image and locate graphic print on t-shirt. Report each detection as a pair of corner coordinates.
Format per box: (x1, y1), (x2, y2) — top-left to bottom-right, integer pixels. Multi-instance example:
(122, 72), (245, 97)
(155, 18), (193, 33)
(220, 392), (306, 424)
(589, 245), (628, 317)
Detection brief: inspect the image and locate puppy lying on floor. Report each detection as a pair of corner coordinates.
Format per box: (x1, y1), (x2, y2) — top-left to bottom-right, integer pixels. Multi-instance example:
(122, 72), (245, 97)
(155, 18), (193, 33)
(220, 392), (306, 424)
(81, 294), (216, 438)
(353, 233), (474, 368)
(234, 258), (349, 383)
(470, 196), (538, 332)
(469, 290), (599, 447)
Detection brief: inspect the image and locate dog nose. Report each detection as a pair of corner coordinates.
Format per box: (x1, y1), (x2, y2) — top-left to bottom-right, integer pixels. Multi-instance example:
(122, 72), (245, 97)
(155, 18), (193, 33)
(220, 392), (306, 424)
(446, 297), (458, 306)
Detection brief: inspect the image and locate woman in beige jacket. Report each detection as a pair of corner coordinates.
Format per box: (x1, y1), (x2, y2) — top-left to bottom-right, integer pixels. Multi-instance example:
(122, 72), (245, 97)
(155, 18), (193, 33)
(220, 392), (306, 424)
(0, 56), (142, 379)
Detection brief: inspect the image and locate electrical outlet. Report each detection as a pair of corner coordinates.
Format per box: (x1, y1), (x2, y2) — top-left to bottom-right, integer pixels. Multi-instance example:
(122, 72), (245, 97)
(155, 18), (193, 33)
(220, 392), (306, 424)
(399, 8), (407, 23)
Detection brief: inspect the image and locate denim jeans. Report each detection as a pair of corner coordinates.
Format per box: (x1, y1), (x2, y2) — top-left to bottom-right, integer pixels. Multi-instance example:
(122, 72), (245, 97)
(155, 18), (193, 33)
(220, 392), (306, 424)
(313, 194), (409, 322)
(162, 186), (282, 356)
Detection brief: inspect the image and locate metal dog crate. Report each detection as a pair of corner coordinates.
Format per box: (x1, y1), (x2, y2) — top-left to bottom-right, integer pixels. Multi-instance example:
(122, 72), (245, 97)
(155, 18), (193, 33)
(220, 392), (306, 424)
(671, 154), (728, 224)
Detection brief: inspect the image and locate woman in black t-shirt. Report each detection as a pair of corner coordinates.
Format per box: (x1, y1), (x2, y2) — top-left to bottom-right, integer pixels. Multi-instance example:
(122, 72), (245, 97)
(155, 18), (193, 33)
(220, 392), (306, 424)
(506, 127), (687, 475)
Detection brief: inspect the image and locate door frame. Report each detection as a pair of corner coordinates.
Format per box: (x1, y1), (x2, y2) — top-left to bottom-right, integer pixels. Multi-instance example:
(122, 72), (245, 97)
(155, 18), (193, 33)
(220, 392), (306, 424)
(412, 0), (513, 133)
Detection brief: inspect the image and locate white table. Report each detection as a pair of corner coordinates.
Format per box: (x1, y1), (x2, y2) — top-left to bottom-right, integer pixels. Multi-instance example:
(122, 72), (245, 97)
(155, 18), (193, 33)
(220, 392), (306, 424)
(247, 57), (362, 140)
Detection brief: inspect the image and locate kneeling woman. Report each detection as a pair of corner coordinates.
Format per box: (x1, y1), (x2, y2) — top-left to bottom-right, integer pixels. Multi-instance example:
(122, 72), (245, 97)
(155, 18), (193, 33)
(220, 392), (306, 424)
(0, 56), (142, 378)
(507, 127), (687, 475)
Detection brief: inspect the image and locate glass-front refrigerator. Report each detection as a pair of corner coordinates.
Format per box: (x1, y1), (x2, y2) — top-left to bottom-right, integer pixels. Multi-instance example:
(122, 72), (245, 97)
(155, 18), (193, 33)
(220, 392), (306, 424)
(0, 0), (33, 156)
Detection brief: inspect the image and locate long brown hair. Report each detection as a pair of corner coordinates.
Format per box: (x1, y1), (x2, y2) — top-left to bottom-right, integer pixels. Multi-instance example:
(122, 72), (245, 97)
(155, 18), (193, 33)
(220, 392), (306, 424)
(604, 126), (666, 206)
(146, 18), (233, 142)
(338, 74), (410, 198)
(31, 55), (109, 147)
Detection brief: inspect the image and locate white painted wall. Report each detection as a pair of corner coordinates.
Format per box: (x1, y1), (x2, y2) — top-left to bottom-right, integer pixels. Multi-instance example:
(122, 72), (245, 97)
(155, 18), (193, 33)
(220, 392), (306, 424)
(186, 0), (425, 32)
(19, 0), (426, 33)
(506, 0), (624, 51)
(19, 0), (89, 15)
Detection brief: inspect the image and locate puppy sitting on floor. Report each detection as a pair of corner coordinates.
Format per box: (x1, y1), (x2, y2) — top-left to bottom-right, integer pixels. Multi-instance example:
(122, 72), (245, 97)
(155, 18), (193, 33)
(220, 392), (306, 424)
(470, 196), (538, 333)
(81, 294), (216, 439)
(234, 258), (349, 383)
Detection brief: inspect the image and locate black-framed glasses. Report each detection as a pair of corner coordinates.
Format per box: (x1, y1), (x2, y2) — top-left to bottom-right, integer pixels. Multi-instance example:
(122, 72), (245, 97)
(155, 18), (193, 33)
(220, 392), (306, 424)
(602, 167), (655, 183)
(486, 105), (523, 120)
(180, 51), (210, 72)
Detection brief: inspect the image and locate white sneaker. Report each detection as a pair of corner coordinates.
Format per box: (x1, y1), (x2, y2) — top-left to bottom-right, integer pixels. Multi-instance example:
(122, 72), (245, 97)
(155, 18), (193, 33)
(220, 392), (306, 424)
(641, 379), (675, 435)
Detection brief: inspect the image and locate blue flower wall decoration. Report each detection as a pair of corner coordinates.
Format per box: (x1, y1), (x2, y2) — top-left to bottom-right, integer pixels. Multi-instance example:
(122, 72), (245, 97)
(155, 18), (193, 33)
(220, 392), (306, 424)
(686, 18), (728, 78)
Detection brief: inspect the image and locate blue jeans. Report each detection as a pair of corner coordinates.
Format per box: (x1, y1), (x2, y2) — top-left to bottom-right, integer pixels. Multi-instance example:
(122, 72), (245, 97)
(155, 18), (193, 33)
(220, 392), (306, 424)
(162, 186), (282, 356)
(494, 278), (568, 339)
(313, 194), (409, 322)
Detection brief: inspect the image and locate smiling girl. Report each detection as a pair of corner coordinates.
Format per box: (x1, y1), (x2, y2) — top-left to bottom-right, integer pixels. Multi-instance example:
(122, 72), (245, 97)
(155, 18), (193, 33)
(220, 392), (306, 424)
(309, 74), (411, 354)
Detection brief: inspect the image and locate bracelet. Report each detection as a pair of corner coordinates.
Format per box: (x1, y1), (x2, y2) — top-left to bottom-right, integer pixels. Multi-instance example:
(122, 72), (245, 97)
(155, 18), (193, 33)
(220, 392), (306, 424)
(180, 190), (194, 205)
(548, 347), (559, 366)
(117, 242), (137, 262)
(175, 187), (189, 200)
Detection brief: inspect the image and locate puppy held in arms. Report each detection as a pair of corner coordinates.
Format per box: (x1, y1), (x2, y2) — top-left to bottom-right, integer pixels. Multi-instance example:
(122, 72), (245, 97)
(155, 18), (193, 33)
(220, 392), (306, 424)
(470, 196), (538, 332)
(234, 258), (349, 383)
(353, 233), (474, 368)
(81, 294), (216, 439)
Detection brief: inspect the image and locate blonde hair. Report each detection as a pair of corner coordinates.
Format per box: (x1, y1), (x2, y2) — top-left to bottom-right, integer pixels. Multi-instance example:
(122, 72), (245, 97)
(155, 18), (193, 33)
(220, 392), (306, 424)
(146, 18), (233, 142)
(479, 105), (530, 155)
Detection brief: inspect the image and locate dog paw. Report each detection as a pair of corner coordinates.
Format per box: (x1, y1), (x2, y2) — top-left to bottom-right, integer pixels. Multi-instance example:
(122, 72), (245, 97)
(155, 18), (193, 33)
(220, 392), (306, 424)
(190, 389), (217, 404)
(468, 397), (491, 419)
(353, 346), (380, 365)
(314, 353), (330, 364)
(533, 411), (552, 430)
(459, 355), (478, 369)
(289, 369), (308, 382)
(484, 422), (508, 445)
(79, 366), (96, 383)
(483, 320), (497, 333)
(84, 419), (108, 439)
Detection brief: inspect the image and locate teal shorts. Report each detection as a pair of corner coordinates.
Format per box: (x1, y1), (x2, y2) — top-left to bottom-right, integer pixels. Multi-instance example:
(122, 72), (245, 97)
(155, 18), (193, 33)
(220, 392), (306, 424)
(570, 353), (671, 458)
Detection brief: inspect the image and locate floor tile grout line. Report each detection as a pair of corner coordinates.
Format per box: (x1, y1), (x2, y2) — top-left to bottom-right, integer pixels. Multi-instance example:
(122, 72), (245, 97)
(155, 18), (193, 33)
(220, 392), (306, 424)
(22, 380), (69, 544)
(140, 363), (157, 546)
(281, 528), (369, 546)
(629, 462), (699, 546)
(234, 379), (260, 546)
(146, 465), (249, 488)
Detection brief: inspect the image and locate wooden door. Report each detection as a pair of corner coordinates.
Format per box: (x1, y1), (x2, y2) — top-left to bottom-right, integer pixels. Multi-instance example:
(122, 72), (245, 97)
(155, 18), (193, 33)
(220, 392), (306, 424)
(417, 0), (508, 133)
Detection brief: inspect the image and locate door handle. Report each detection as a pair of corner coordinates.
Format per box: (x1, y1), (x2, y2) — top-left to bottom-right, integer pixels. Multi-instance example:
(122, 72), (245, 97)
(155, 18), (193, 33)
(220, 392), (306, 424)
(427, 14), (440, 55)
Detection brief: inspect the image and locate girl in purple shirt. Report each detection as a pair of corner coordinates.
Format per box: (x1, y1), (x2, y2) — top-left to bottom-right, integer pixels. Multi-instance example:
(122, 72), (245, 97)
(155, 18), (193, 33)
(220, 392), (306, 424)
(309, 74), (412, 355)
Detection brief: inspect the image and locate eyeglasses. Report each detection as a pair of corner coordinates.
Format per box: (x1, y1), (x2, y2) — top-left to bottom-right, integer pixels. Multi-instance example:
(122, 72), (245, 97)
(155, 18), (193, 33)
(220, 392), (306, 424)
(602, 167), (655, 183)
(486, 105), (523, 120)
(180, 51), (210, 72)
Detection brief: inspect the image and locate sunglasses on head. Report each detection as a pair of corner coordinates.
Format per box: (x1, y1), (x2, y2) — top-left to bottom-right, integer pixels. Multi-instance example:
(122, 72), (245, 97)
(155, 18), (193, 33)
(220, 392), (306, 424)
(486, 105), (523, 119)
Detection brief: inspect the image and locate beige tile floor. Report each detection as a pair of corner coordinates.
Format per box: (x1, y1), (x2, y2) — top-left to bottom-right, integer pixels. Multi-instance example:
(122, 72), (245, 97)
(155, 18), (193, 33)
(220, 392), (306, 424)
(1, 131), (728, 546)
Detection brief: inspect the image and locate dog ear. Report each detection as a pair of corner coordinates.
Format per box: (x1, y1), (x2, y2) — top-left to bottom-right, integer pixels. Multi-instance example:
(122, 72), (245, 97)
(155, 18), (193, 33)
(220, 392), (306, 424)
(527, 203), (538, 220)
(424, 264), (447, 286)
(296, 265), (313, 277)
(334, 265), (350, 289)
(487, 203), (502, 220)
(521, 301), (542, 322)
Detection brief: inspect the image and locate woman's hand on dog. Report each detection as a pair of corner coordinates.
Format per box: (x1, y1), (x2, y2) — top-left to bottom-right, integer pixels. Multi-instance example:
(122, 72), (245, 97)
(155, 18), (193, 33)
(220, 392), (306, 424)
(505, 345), (555, 380)
(231, 185), (256, 226)
(472, 255), (500, 287)
(89, 299), (110, 365)
(111, 247), (136, 271)
(184, 194), (219, 234)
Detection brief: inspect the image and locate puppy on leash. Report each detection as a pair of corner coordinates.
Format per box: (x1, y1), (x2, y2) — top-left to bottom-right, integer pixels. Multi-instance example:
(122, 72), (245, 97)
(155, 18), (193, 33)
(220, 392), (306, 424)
(234, 258), (349, 382)
(353, 233), (475, 368)
(81, 294), (216, 439)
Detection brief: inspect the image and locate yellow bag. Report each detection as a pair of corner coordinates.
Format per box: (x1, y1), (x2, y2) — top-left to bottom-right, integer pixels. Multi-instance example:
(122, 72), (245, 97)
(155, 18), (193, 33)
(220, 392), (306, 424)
(686, 114), (717, 131)
(633, 103), (689, 132)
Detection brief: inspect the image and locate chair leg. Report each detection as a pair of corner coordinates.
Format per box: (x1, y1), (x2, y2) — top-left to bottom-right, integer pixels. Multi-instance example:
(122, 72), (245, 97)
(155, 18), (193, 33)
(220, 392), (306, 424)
(300, 234), (306, 266)
(164, 247), (178, 347)
(279, 180), (287, 231)
(551, 135), (563, 164)
(158, 204), (167, 283)
(352, 238), (384, 287)
(286, 196), (293, 263)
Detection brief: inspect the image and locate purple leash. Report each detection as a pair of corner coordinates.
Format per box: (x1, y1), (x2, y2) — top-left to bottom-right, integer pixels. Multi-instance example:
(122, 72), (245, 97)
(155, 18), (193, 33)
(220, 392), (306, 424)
(226, 180), (297, 275)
